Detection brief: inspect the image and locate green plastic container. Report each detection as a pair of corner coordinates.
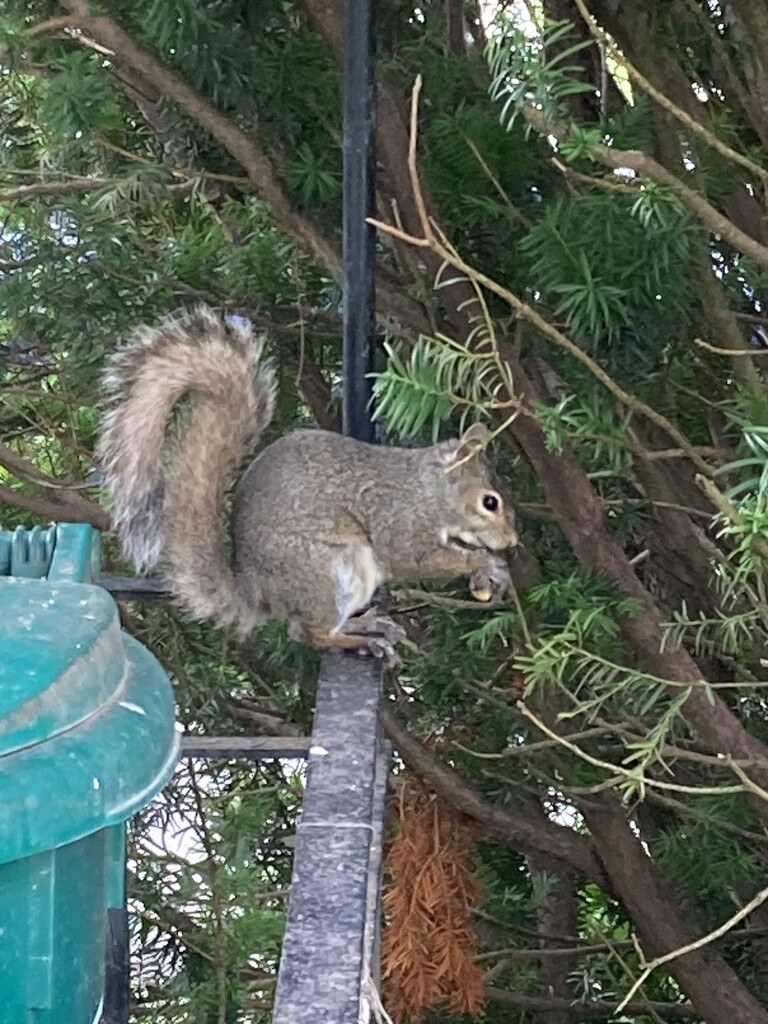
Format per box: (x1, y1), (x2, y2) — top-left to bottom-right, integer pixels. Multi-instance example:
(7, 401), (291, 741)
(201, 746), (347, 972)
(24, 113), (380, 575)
(0, 525), (179, 1024)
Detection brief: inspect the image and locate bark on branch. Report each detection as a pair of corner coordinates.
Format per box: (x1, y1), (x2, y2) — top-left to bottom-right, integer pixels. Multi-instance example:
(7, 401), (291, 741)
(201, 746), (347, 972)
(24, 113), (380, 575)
(55, 0), (427, 331)
(0, 178), (105, 202)
(381, 709), (607, 884)
(522, 104), (768, 269)
(581, 796), (768, 1024)
(0, 443), (109, 528)
(485, 987), (697, 1019)
(0, 484), (109, 530)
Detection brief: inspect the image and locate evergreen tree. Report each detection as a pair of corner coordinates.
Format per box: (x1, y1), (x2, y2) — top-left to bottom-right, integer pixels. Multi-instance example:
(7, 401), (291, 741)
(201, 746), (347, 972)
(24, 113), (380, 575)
(3, 1), (768, 1022)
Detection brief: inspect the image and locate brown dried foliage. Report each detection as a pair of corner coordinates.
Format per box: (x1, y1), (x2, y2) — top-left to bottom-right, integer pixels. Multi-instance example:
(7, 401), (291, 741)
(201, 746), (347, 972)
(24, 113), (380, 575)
(381, 778), (484, 1022)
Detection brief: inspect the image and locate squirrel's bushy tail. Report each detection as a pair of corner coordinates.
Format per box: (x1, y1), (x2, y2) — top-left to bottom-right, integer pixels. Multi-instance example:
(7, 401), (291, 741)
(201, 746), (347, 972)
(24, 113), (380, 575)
(98, 306), (276, 630)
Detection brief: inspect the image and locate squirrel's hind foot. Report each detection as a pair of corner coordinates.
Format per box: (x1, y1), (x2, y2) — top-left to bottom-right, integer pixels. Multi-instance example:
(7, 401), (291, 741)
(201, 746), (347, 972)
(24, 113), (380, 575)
(307, 611), (413, 668)
(347, 635), (402, 668)
(343, 609), (415, 668)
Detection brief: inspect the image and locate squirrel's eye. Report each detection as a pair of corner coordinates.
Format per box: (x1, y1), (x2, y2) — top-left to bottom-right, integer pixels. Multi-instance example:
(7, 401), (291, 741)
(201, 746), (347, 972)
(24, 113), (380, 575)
(482, 493), (500, 513)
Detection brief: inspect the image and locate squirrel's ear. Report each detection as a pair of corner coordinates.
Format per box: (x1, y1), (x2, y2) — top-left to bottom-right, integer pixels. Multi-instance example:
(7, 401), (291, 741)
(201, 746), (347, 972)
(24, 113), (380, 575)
(456, 422), (489, 459)
(436, 423), (489, 466)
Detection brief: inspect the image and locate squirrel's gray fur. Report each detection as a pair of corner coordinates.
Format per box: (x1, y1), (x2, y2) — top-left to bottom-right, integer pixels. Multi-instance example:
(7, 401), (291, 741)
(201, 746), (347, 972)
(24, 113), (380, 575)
(98, 306), (518, 661)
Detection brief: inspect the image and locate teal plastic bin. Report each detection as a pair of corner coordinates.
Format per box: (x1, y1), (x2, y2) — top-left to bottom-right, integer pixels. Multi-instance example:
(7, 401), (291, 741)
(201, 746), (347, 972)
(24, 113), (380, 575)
(0, 525), (180, 1024)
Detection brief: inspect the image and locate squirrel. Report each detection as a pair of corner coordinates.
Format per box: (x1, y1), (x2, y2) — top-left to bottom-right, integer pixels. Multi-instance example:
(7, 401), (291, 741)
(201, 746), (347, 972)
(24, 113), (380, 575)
(97, 307), (519, 664)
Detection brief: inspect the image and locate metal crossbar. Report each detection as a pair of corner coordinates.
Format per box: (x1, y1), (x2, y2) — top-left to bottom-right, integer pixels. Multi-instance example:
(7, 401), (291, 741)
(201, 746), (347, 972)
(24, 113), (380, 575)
(181, 735), (312, 759)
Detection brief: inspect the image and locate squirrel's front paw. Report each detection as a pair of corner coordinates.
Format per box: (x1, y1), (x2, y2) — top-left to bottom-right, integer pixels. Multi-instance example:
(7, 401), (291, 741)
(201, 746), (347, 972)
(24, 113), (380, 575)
(470, 556), (511, 604)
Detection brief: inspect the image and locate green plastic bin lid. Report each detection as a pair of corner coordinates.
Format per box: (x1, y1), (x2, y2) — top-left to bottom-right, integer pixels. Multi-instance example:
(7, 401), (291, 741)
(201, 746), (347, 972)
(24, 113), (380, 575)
(0, 576), (180, 863)
(0, 577), (125, 754)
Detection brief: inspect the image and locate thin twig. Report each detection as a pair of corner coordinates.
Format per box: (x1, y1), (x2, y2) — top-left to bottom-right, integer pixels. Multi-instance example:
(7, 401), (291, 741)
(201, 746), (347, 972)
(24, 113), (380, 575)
(453, 726), (613, 760)
(466, 137), (533, 227)
(572, 0), (768, 186)
(25, 14), (81, 35)
(517, 702), (748, 797)
(0, 177), (107, 202)
(522, 104), (768, 271)
(369, 79), (716, 478)
(391, 587), (504, 610)
(93, 134), (253, 185)
(407, 76), (431, 239)
(551, 157), (638, 194)
(694, 335), (768, 357)
(695, 474), (768, 564)
(615, 882), (768, 1013)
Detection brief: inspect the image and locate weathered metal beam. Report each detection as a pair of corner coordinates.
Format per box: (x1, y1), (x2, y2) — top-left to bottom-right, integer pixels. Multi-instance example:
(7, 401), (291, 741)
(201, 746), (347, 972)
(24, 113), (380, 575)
(273, 0), (385, 1014)
(272, 653), (387, 1023)
(181, 736), (312, 760)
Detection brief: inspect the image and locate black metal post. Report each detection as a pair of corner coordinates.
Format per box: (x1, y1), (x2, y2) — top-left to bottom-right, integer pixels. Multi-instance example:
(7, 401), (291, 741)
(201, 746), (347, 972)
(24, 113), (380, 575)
(342, 0), (377, 442)
(100, 907), (130, 1024)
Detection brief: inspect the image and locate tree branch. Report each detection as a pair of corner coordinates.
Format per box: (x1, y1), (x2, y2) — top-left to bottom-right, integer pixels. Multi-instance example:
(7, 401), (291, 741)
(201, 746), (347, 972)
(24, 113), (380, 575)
(0, 177), (105, 202)
(581, 796), (768, 1024)
(572, 0), (768, 185)
(0, 483), (109, 529)
(24, 15), (81, 37)
(57, 0), (340, 273)
(370, 75), (768, 822)
(56, 0), (427, 332)
(525, 849), (579, 1024)
(381, 708), (608, 885)
(0, 438), (110, 529)
(521, 104), (768, 270)
(486, 988), (697, 1019)
(618, 879), (768, 1013)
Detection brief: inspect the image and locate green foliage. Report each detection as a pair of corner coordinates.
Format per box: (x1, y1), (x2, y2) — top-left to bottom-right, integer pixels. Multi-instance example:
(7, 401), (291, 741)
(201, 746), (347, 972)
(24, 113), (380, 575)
(41, 51), (124, 138)
(372, 329), (514, 440)
(487, 17), (596, 128)
(372, 336), (460, 439)
(716, 418), (768, 504)
(534, 391), (634, 472)
(519, 190), (695, 351)
(4, 0), (768, 1021)
(663, 605), (761, 661)
(284, 142), (341, 207)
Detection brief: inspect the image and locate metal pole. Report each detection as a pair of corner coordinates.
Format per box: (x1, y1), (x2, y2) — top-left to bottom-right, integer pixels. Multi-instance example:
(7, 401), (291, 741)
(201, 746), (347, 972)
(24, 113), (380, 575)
(273, 1), (386, 1019)
(342, 0), (377, 442)
(105, 0), (382, 1015)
